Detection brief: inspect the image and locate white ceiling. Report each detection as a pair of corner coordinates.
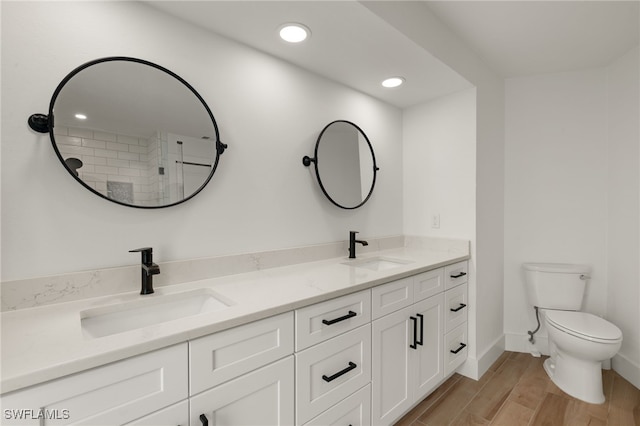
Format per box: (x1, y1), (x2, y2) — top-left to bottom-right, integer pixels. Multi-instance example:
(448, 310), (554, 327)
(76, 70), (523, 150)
(147, 1), (639, 108)
(425, 1), (640, 78)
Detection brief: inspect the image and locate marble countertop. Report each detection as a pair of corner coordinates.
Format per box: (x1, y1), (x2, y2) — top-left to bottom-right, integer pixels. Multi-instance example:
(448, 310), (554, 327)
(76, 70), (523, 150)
(1, 246), (468, 393)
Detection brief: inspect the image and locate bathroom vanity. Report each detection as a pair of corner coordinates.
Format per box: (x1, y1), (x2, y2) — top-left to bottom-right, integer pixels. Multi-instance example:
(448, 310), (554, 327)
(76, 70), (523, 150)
(1, 244), (469, 426)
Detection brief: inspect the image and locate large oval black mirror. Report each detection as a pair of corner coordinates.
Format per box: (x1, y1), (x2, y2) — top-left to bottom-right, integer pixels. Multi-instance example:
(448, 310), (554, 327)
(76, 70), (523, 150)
(28, 57), (226, 208)
(303, 120), (378, 209)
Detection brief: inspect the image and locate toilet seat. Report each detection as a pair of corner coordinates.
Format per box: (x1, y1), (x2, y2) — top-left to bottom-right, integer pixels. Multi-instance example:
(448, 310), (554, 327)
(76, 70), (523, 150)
(545, 311), (622, 343)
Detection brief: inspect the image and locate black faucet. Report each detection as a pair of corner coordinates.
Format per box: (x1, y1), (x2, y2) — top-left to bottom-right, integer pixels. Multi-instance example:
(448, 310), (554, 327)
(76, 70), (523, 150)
(129, 247), (160, 295)
(348, 231), (369, 259)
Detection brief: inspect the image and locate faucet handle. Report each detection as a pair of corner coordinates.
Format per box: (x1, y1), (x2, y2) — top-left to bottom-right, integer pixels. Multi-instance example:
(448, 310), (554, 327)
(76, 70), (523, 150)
(129, 247), (154, 264)
(129, 247), (152, 253)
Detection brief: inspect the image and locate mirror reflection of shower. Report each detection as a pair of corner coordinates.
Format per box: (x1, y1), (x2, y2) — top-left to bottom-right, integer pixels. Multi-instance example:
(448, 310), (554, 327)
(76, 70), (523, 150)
(169, 135), (213, 204)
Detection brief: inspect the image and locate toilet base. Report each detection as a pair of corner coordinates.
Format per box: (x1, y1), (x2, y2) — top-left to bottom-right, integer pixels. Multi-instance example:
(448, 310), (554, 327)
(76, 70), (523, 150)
(543, 356), (605, 404)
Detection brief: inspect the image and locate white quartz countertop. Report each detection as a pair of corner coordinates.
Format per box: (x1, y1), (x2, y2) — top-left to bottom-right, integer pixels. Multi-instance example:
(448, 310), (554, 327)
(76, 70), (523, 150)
(1, 246), (468, 393)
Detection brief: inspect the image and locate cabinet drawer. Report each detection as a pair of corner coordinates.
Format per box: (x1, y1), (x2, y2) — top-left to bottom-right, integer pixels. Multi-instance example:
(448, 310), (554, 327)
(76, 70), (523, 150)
(444, 323), (468, 376)
(444, 261), (468, 290)
(413, 268), (444, 302)
(371, 276), (413, 319)
(190, 312), (294, 395)
(296, 290), (371, 351)
(445, 283), (468, 333)
(303, 384), (371, 426)
(124, 400), (188, 426)
(295, 325), (371, 425)
(1, 344), (187, 426)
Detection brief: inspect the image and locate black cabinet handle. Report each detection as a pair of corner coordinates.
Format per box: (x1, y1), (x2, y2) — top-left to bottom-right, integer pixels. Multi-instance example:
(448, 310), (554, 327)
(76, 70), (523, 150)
(450, 272), (467, 279)
(322, 310), (357, 325)
(450, 303), (467, 312)
(322, 362), (357, 382)
(410, 316), (418, 349)
(199, 414), (208, 426)
(416, 313), (424, 346)
(450, 343), (467, 354)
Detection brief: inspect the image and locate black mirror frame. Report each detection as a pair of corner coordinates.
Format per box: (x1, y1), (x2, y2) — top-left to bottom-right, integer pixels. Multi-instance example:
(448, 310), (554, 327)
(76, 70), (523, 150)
(28, 56), (227, 209)
(303, 120), (379, 210)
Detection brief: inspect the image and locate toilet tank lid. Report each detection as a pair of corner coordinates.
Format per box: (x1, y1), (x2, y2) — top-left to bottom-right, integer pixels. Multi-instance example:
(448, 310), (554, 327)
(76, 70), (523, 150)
(523, 263), (590, 274)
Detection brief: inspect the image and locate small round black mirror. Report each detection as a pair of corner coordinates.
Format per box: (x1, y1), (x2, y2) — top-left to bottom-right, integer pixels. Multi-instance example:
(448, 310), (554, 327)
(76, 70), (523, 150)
(303, 120), (378, 209)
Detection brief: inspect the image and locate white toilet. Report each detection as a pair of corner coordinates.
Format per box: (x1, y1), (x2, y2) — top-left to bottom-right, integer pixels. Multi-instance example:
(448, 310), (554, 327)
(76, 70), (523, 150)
(523, 263), (622, 404)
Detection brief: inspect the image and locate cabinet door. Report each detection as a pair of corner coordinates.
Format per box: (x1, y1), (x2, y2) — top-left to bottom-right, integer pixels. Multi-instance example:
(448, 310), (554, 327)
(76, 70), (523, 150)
(191, 356), (294, 426)
(1, 344), (187, 426)
(124, 400), (188, 426)
(412, 294), (444, 401)
(371, 306), (413, 426)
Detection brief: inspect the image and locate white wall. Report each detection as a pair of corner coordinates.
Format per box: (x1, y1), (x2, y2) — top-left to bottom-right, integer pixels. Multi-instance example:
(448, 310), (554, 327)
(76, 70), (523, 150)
(504, 68), (609, 352)
(0, 1), (404, 281)
(364, 1), (506, 378)
(403, 88), (476, 240)
(504, 48), (640, 387)
(606, 47), (640, 387)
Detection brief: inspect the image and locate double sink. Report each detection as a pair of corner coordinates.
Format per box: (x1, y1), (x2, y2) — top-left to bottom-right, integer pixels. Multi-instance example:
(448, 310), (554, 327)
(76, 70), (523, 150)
(80, 256), (412, 338)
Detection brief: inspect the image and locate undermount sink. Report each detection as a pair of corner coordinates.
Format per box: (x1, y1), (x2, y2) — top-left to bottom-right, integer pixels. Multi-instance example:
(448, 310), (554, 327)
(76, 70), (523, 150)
(80, 288), (232, 338)
(342, 256), (414, 271)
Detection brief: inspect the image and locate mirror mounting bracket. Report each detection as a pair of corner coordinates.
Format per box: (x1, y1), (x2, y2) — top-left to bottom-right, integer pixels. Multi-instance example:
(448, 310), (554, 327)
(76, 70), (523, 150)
(302, 155), (316, 167)
(217, 141), (228, 155)
(28, 113), (51, 133)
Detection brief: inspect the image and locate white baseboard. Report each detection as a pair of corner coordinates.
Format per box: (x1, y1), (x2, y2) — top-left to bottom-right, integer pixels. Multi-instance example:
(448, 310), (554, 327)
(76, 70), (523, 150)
(505, 332), (549, 356)
(613, 352), (640, 390)
(458, 334), (505, 380)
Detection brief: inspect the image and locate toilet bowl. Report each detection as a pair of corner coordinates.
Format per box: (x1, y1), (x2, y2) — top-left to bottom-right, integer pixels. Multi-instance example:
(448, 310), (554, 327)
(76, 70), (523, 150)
(542, 309), (622, 404)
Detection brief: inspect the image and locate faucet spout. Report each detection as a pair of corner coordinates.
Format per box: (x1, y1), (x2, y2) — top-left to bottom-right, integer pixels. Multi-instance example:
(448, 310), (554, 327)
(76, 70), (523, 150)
(130, 247), (160, 295)
(348, 231), (368, 259)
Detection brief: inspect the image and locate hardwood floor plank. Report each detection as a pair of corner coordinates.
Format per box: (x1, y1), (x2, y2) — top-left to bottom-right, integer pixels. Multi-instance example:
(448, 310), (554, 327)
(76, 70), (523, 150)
(530, 393), (570, 426)
(393, 352), (640, 426)
(488, 400), (533, 425)
(449, 410), (490, 426)
(464, 356), (532, 421)
(507, 356), (548, 410)
(417, 377), (483, 426)
(609, 372), (640, 426)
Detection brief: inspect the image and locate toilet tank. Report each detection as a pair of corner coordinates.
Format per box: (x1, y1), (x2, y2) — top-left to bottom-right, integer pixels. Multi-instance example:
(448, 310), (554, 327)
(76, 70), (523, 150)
(523, 263), (590, 310)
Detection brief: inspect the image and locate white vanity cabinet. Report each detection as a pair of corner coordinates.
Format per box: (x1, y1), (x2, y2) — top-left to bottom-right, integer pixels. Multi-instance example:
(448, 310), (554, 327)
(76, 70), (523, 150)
(371, 269), (445, 426)
(189, 312), (295, 426)
(1, 343), (188, 426)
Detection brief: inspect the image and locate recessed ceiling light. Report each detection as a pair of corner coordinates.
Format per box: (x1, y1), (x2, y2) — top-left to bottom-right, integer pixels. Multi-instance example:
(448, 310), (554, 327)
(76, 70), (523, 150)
(279, 23), (310, 43)
(75, 113), (87, 120)
(382, 77), (405, 88)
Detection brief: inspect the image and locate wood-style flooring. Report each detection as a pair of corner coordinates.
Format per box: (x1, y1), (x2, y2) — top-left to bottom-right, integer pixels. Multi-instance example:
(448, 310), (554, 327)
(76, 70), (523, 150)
(394, 351), (640, 426)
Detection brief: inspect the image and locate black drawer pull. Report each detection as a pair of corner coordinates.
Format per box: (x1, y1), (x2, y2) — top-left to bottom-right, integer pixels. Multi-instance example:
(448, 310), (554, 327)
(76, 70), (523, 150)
(450, 343), (467, 354)
(322, 362), (357, 382)
(199, 414), (208, 426)
(450, 303), (467, 312)
(322, 310), (357, 325)
(450, 272), (467, 279)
